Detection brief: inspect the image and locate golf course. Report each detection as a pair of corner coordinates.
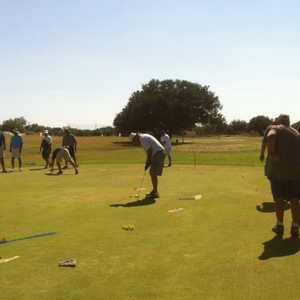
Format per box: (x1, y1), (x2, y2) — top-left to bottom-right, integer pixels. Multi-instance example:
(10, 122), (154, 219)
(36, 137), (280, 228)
(1, 135), (299, 300)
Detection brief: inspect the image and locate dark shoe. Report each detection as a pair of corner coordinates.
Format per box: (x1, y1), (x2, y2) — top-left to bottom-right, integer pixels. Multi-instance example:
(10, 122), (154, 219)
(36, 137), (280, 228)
(291, 225), (299, 237)
(75, 169), (79, 175)
(146, 191), (160, 198)
(272, 224), (284, 236)
(57, 171), (63, 175)
(62, 165), (68, 169)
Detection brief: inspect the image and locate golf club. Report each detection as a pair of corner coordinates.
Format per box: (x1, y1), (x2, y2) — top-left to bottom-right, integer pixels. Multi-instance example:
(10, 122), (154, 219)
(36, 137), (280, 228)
(135, 171), (146, 200)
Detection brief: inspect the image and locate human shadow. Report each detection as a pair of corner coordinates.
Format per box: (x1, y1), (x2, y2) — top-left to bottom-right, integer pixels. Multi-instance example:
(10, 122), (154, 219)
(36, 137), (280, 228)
(0, 170), (14, 174)
(45, 172), (73, 176)
(259, 236), (300, 260)
(256, 202), (290, 213)
(110, 196), (156, 208)
(29, 167), (47, 171)
(0, 232), (57, 245)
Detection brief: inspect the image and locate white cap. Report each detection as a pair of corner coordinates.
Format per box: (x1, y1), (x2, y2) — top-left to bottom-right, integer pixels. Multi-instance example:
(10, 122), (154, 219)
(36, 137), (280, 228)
(129, 132), (137, 141)
(44, 130), (49, 134)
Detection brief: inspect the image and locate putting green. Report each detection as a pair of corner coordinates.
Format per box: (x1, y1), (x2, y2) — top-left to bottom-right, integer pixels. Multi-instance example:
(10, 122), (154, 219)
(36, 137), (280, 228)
(1, 162), (300, 300)
(1, 135), (300, 299)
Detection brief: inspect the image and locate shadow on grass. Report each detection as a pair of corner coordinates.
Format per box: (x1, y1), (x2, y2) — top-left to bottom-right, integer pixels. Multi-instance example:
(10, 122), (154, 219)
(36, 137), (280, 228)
(0, 232), (57, 245)
(256, 201), (290, 213)
(259, 236), (300, 260)
(110, 196), (156, 208)
(45, 172), (73, 176)
(0, 170), (14, 174)
(29, 167), (47, 171)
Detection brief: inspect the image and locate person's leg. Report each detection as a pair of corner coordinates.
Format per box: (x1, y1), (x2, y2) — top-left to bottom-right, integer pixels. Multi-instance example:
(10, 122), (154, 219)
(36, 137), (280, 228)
(11, 157), (15, 169)
(57, 161), (63, 174)
(69, 147), (78, 167)
(1, 158), (6, 172)
(270, 179), (285, 235)
(274, 199), (285, 223)
(18, 157), (22, 170)
(150, 174), (158, 193)
(168, 154), (172, 167)
(148, 151), (165, 197)
(290, 199), (300, 224)
(69, 160), (79, 174)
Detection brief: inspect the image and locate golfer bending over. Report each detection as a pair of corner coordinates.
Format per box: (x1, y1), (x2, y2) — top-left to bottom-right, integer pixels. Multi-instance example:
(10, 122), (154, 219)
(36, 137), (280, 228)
(130, 132), (165, 198)
(50, 147), (78, 175)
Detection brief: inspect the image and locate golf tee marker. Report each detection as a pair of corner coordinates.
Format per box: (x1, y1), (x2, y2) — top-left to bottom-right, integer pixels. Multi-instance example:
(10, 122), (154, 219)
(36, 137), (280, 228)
(179, 194), (202, 200)
(0, 256), (20, 264)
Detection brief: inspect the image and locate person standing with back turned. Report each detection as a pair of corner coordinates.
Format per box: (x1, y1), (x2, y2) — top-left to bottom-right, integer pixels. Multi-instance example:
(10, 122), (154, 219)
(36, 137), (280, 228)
(262, 114), (300, 237)
(62, 129), (78, 168)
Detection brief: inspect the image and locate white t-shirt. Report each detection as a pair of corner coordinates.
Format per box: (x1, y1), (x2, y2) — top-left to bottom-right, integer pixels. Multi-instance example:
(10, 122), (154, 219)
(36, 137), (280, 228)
(160, 134), (172, 152)
(139, 134), (165, 157)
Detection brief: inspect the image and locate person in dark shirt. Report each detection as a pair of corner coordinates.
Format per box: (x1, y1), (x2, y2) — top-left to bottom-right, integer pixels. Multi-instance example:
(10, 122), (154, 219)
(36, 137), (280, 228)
(40, 130), (52, 169)
(62, 129), (78, 168)
(263, 114), (300, 237)
(0, 131), (7, 173)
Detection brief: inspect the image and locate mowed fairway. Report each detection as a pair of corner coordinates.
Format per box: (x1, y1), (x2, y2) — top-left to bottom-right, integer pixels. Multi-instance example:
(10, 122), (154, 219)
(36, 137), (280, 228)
(1, 136), (300, 300)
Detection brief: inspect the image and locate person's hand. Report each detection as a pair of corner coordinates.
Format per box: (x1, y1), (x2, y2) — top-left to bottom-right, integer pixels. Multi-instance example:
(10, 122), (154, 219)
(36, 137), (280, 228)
(259, 154), (264, 162)
(144, 162), (150, 171)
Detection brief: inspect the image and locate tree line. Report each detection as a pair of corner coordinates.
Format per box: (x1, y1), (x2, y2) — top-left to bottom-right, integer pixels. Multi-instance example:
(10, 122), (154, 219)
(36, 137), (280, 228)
(114, 79), (300, 136)
(2, 79), (299, 137)
(0, 117), (116, 136)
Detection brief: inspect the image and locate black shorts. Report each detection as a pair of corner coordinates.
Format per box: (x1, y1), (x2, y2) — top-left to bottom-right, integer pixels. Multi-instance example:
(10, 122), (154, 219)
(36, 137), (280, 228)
(270, 179), (300, 201)
(42, 148), (51, 160)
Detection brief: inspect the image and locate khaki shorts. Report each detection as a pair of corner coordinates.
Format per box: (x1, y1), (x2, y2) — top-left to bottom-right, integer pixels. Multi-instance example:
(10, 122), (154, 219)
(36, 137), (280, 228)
(150, 151), (165, 176)
(56, 148), (73, 164)
(12, 148), (21, 159)
(0, 146), (4, 159)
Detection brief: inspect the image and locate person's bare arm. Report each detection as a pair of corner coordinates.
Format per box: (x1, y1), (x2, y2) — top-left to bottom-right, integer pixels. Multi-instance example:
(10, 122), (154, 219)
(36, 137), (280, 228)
(266, 129), (278, 160)
(260, 139), (266, 162)
(145, 149), (152, 170)
(3, 135), (6, 151)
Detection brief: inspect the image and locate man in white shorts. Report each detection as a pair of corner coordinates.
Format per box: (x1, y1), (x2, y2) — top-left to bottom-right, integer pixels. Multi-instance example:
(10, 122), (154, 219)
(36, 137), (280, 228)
(10, 129), (23, 171)
(130, 132), (166, 198)
(50, 147), (79, 175)
(160, 130), (172, 167)
(0, 131), (7, 173)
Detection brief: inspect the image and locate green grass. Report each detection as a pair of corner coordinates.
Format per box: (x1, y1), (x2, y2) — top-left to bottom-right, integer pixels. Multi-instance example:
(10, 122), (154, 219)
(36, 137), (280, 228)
(1, 135), (300, 299)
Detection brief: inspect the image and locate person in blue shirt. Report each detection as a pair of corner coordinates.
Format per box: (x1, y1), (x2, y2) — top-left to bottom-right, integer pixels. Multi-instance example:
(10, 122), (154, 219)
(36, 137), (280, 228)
(10, 129), (23, 171)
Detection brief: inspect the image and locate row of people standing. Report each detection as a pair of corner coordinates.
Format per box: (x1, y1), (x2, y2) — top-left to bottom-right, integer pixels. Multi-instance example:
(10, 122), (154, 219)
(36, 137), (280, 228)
(40, 129), (78, 172)
(40, 128), (78, 170)
(0, 128), (78, 173)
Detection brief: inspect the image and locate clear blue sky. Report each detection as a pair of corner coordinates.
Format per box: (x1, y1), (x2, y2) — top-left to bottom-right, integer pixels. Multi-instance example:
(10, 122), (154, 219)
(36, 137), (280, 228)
(1, 0), (300, 128)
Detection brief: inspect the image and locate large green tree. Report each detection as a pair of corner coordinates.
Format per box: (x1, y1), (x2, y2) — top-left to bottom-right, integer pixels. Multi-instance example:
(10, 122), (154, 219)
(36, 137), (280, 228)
(114, 79), (223, 134)
(1, 117), (28, 132)
(248, 115), (272, 136)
